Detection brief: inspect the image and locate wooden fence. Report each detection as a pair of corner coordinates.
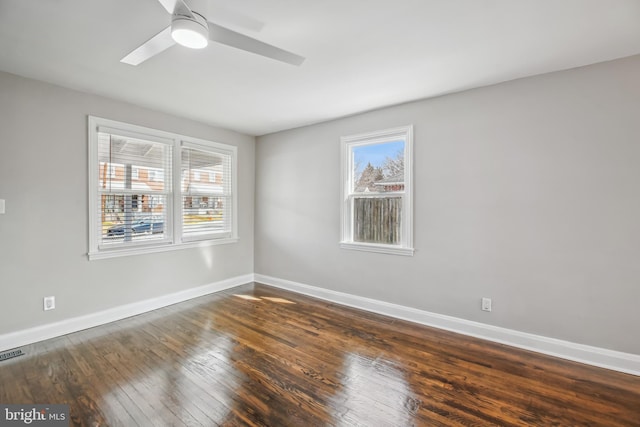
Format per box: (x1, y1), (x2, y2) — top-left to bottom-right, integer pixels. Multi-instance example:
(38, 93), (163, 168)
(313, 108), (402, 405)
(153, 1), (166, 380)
(353, 197), (402, 244)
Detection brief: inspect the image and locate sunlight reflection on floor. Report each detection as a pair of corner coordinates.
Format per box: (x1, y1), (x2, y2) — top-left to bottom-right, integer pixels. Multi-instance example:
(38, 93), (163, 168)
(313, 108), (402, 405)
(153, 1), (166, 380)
(332, 352), (417, 426)
(233, 294), (296, 304)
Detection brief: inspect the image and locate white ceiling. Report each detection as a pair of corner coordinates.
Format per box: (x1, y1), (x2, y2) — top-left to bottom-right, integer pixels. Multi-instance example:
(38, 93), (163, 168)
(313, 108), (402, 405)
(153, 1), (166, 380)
(1, 0), (639, 136)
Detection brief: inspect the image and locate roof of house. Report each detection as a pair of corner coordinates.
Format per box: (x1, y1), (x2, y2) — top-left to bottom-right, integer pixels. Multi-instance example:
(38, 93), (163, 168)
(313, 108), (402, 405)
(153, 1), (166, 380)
(373, 174), (404, 186)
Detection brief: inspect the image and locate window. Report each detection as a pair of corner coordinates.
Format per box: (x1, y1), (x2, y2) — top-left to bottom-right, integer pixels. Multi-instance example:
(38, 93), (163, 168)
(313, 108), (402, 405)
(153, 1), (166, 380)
(340, 125), (413, 256)
(88, 116), (238, 259)
(148, 168), (163, 182)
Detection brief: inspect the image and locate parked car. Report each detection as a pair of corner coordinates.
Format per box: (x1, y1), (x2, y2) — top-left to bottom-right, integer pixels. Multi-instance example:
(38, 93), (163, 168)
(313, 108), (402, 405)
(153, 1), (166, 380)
(106, 217), (164, 236)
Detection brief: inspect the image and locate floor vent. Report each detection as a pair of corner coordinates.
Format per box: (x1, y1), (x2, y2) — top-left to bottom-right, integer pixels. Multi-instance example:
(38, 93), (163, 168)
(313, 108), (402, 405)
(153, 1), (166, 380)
(0, 349), (24, 362)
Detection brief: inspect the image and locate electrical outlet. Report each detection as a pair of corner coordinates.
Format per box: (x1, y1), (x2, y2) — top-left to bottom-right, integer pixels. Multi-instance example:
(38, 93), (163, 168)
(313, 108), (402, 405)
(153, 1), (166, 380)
(43, 296), (55, 311)
(481, 297), (492, 312)
(0, 199), (5, 214)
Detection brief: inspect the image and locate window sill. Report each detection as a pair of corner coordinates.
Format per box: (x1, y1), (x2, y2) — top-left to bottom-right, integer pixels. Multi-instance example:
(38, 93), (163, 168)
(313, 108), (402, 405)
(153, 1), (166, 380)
(340, 242), (414, 256)
(88, 237), (239, 260)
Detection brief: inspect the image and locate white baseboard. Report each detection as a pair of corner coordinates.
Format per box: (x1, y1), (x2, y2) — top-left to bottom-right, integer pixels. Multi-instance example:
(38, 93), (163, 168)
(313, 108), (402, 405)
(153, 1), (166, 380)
(254, 274), (640, 376)
(0, 274), (254, 353)
(4, 272), (639, 376)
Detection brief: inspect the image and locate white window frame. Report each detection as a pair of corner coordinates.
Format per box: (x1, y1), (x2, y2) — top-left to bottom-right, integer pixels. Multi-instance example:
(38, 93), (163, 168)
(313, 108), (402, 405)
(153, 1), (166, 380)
(340, 125), (414, 256)
(88, 116), (238, 260)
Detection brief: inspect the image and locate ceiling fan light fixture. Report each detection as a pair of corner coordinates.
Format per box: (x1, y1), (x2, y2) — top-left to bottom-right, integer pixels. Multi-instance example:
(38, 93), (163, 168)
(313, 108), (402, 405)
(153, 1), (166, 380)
(171, 15), (209, 49)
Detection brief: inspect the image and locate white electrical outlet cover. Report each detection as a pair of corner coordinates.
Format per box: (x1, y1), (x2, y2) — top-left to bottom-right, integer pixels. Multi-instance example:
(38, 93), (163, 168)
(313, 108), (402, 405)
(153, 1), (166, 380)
(0, 199), (5, 214)
(44, 296), (55, 311)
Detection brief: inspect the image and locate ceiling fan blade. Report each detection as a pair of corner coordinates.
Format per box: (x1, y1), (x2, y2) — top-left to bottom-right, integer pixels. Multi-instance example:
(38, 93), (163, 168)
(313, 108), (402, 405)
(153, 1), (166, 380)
(206, 3), (264, 32)
(121, 26), (176, 66)
(207, 22), (305, 66)
(156, 0), (194, 18)
(156, 0), (178, 14)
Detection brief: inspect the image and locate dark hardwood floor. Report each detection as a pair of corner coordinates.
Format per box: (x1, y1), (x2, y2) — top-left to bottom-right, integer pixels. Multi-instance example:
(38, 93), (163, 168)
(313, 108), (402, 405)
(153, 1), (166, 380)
(0, 283), (639, 426)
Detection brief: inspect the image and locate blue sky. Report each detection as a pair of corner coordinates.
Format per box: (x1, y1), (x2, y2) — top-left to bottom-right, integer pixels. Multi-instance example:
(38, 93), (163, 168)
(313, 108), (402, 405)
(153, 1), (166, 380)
(353, 140), (404, 173)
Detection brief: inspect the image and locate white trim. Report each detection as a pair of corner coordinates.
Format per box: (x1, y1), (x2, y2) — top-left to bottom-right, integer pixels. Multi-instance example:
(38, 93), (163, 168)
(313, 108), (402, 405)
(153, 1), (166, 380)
(88, 116), (100, 255)
(0, 274), (254, 353)
(172, 134), (183, 245)
(97, 125), (175, 146)
(88, 236), (239, 260)
(339, 242), (414, 256)
(340, 125), (415, 144)
(181, 138), (236, 154)
(4, 272), (638, 376)
(254, 274), (640, 376)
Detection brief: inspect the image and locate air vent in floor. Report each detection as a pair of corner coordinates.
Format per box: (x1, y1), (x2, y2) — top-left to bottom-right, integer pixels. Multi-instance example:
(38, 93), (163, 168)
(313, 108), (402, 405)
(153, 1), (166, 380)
(0, 349), (24, 362)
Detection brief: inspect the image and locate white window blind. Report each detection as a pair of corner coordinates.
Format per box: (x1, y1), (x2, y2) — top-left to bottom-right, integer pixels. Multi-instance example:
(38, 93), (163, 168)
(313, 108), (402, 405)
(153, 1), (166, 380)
(181, 144), (233, 241)
(96, 131), (172, 248)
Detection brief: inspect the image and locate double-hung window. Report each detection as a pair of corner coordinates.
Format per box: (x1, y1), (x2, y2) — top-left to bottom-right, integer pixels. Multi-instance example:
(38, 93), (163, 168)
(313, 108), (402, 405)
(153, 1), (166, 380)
(88, 116), (237, 259)
(340, 125), (414, 256)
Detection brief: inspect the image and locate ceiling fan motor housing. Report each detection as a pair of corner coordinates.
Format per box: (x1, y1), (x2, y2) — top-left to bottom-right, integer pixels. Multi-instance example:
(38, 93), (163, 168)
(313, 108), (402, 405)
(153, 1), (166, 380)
(171, 11), (209, 49)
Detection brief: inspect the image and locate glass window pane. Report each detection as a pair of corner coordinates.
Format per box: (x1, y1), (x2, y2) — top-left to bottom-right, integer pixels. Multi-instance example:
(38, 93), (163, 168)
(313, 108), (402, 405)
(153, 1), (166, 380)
(352, 140), (405, 193)
(98, 132), (170, 192)
(353, 197), (402, 245)
(181, 147), (232, 240)
(182, 195), (230, 238)
(100, 194), (167, 245)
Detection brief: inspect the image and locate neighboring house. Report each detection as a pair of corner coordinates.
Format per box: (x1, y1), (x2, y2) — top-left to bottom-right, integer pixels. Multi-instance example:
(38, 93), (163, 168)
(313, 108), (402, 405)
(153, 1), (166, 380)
(99, 163), (223, 223)
(373, 173), (405, 192)
(182, 166), (224, 213)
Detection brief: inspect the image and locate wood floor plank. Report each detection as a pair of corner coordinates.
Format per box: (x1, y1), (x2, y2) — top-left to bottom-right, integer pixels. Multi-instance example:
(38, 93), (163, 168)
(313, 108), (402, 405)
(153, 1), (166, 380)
(1, 282), (639, 426)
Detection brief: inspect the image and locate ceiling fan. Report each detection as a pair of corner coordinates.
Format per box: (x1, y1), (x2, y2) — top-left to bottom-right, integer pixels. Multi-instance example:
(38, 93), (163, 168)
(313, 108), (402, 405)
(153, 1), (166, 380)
(121, 0), (305, 66)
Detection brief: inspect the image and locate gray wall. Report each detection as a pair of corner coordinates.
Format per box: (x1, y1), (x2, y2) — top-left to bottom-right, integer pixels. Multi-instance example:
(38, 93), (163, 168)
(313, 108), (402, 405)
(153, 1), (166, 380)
(255, 55), (640, 355)
(0, 71), (255, 335)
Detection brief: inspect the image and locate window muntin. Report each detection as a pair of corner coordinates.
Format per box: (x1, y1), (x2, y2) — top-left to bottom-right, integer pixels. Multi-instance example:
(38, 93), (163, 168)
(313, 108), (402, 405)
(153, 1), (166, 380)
(341, 126), (414, 256)
(88, 116), (238, 259)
